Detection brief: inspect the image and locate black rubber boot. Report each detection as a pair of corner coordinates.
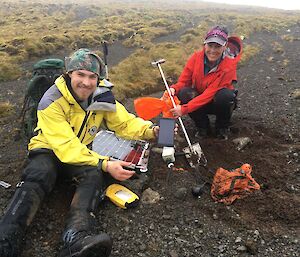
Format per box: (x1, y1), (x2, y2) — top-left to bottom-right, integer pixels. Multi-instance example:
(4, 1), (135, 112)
(59, 229), (112, 257)
(0, 224), (24, 257)
(0, 182), (44, 257)
(59, 169), (112, 257)
(216, 127), (231, 140)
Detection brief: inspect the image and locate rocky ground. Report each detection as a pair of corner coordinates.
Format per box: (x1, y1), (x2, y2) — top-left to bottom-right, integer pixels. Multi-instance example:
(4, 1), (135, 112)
(0, 26), (299, 257)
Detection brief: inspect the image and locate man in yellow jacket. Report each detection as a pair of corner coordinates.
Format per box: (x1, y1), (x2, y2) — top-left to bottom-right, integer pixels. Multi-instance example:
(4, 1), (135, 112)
(0, 49), (159, 257)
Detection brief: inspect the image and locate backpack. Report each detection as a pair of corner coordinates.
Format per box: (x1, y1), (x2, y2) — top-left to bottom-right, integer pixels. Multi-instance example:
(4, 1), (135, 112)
(20, 58), (65, 140)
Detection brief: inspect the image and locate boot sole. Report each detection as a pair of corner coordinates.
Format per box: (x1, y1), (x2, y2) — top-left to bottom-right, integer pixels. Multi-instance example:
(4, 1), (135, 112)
(59, 234), (112, 257)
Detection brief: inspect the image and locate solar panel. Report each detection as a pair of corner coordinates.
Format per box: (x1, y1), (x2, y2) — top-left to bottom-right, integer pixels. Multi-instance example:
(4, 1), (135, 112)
(92, 130), (150, 174)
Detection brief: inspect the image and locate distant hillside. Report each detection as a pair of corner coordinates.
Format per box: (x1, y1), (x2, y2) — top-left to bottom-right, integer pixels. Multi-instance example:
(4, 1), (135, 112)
(1, 0), (300, 101)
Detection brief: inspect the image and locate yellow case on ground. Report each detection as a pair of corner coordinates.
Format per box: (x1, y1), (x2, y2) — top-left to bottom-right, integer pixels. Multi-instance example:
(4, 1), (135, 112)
(105, 184), (139, 209)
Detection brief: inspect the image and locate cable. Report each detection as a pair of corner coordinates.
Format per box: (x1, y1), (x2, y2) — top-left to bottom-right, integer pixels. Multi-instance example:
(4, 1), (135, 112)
(166, 162), (174, 184)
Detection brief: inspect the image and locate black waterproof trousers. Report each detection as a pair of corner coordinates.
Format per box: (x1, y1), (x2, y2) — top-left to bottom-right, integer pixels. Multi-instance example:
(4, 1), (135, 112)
(177, 87), (237, 130)
(0, 149), (108, 257)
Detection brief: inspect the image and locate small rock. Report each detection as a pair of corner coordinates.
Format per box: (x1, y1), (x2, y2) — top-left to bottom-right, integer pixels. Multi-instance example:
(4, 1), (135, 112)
(174, 187), (187, 200)
(139, 243), (147, 251)
(291, 89), (300, 99)
(194, 242), (201, 249)
(162, 214), (171, 220)
(169, 250), (179, 257)
(174, 231), (180, 236)
(232, 137), (252, 151)
(194, 219), (202, 228)
(175, 238), (188, 244)
(245, 239), (258, 254)
(7, 90), (14, 95)
(46, 224), (53, 231)
(141, 188), (160, 204)
(237, 245), (247, 252)
(218, 244), (226, 252)
(235, 236), (242, 243)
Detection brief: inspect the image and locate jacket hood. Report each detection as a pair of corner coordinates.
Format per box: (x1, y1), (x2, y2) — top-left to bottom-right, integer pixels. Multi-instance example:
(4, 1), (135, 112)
(224, 36), (243, 62)
(55, 75), (77, 105)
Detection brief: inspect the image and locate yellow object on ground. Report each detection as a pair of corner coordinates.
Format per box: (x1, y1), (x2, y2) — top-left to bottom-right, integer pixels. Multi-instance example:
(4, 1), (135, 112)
(105, 184), (139, 209)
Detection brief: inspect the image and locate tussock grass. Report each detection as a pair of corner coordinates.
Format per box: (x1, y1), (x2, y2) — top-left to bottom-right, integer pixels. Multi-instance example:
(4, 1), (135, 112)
(0, 102), (14, 118)
(0, 52), (22, 81)
(110, 41), (193, 101)
(272, 42), (284, 54)
(240, 44), (261, 66)
(282, 59), (290, 67)
(1, 0), (300, 86)
(0, 2), (188, 81)
(281, 34), (297, 42)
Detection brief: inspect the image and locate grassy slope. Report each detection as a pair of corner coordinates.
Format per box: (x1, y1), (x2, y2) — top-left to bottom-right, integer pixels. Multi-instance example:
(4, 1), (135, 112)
(0, 0), (299, 101)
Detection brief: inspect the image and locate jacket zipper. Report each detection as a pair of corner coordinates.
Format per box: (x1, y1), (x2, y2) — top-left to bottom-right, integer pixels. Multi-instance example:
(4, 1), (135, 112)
(77, 111), (90, 140)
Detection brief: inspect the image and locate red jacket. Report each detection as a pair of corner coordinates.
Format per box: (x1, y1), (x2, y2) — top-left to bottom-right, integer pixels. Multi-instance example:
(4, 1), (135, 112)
(171, 36), (242, 115)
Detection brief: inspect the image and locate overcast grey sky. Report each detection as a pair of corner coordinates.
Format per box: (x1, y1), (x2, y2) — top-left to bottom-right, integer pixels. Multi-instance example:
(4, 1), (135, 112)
(203, 0), (300, 10)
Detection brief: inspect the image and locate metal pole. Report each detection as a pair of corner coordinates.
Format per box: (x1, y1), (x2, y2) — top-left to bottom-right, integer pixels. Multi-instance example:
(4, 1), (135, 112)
(102, 41), (109, 80)
(156, 63), (193, 149)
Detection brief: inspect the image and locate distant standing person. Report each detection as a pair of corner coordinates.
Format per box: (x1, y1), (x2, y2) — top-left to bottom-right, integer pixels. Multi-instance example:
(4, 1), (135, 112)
(0, 48), (159, 257)
(168, 25), (242, 140)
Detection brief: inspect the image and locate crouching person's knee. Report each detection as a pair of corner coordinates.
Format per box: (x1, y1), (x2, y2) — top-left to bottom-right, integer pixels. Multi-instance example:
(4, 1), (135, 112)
(177, 87), (199, 104)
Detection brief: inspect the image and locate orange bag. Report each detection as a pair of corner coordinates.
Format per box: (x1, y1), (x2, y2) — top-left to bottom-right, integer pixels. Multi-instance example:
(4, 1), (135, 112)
(211, 164), (260, 205)
(161, 90), (180, 118)
(134, 97), (165, 120)
(134, 92), (180, 120)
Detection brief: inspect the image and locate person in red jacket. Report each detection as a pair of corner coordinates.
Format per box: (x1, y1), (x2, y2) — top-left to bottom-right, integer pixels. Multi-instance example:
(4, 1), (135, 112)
(169, 25), (242, 139)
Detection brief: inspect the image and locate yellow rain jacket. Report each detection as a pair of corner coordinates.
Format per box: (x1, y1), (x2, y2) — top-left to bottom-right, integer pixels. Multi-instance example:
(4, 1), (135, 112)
(28, 75), (155, 168)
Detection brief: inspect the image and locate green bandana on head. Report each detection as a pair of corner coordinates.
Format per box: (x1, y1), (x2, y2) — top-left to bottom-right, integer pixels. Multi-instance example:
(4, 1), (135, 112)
(65, 48), (105, 79)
